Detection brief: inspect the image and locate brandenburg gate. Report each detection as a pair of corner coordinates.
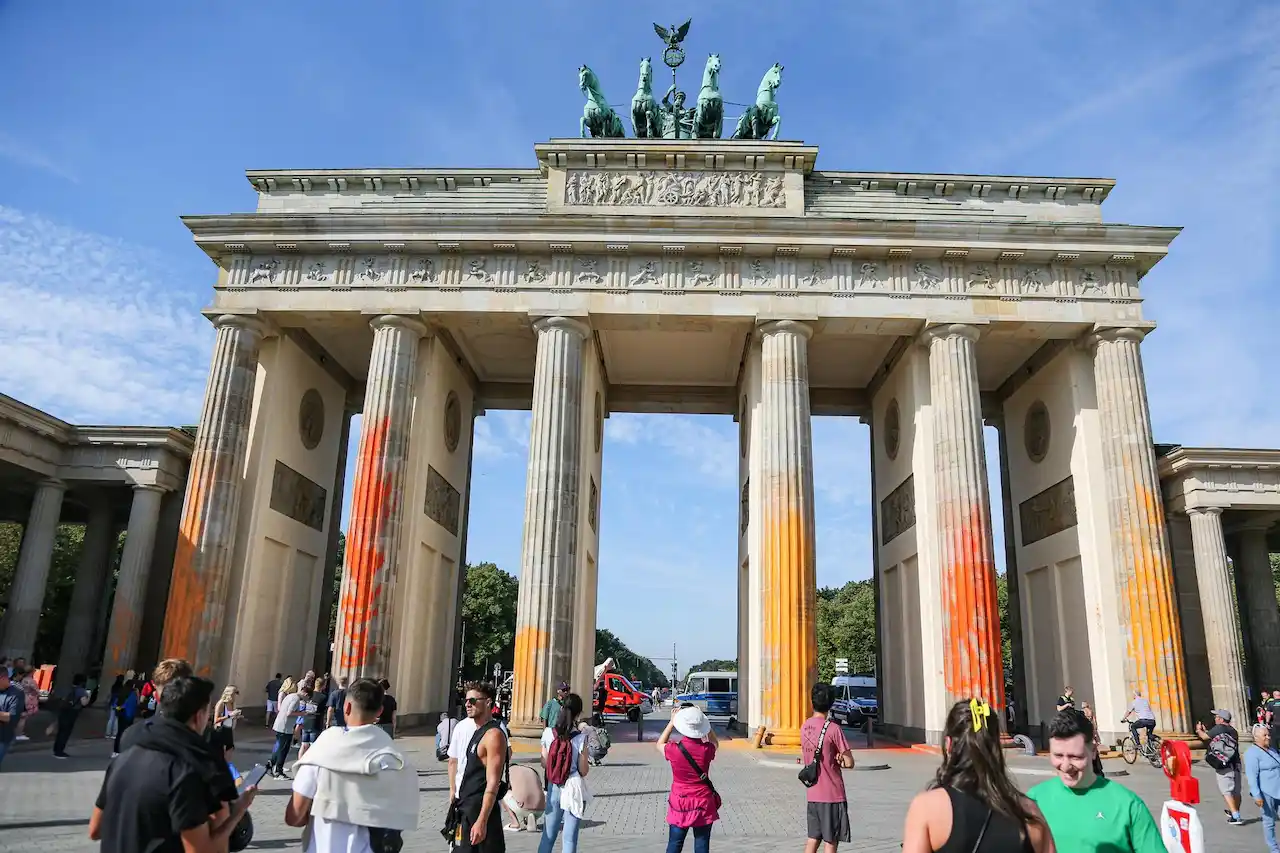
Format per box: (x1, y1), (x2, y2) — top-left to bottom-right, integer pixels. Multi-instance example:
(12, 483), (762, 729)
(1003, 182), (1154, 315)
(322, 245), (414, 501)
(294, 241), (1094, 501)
(156, 39), (1210, 745)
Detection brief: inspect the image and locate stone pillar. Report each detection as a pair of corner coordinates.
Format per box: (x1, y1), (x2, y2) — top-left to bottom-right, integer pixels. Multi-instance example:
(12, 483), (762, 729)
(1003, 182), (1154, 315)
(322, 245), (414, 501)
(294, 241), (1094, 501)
(991, 414), (1028, 732)
(922, 324), (1004, 709)
(1236, 522), (1280, 690)
(313, 404), (355, 673)
(0, 478), (66, 660)
(757, 320), (818, 747)
(56, 498), (116, 683)
(1089, 327), (1189, 731)
(510, 316), (589, 735)
(1187, 507), (1249, 726)
(102, 485), (166, 677)
(160, 314), (267, 674)
(333, 315), (427, 681)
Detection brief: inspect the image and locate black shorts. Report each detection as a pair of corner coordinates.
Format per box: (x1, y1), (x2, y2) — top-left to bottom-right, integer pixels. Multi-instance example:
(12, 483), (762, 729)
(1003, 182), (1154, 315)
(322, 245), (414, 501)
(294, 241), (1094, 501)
(806, 801), (851, 843)
(456, 801), (505, 852)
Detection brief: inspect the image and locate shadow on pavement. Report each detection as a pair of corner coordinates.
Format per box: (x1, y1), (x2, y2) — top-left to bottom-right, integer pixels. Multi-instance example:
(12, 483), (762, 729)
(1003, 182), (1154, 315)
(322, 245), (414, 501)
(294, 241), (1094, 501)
(0, 818), (90, 830)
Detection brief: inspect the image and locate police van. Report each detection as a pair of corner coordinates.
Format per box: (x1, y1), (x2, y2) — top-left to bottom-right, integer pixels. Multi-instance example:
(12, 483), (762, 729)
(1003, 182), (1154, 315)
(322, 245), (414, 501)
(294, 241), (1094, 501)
(831, 674), (878, 726)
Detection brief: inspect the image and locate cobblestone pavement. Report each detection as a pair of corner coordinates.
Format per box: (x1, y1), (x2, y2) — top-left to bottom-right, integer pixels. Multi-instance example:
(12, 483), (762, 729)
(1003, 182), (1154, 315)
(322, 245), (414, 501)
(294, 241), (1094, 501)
(0, 724), (1265, 852)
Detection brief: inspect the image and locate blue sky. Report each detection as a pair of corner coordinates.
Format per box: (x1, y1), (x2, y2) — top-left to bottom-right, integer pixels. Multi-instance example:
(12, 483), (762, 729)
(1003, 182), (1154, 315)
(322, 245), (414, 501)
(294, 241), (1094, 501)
(0, 2), (1275, 676)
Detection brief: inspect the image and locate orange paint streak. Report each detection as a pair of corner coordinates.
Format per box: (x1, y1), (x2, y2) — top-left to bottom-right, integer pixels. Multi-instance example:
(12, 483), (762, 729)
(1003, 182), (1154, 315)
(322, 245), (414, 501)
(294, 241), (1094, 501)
(1119, 483), (1187, 727)
(942, 504), (1004, 707)
(512, 625), (549, 713)
(336, 416), (394, 673)
(761, 507), (817, 747)
(160, 453), (214, 676)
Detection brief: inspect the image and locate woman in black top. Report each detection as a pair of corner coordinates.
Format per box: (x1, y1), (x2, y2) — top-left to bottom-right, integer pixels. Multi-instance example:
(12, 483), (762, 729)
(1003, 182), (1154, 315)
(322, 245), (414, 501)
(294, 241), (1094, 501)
(902, 700), (1056, 852)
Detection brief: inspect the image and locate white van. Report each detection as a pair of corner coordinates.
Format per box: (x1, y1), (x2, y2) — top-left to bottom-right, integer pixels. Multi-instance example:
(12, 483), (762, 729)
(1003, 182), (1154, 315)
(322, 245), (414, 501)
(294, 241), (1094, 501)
(830, 674), (878, 726)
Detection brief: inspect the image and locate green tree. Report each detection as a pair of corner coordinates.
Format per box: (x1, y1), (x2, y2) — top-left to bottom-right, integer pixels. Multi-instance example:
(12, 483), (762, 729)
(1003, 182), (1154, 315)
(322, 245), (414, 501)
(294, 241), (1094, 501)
(997, 573), (1012, 683)
(687, 658), (737, 674)
(460, 561), (519, 680)
(1272, 553), (1279, 604)
(595, 628), (669, 688)
(815, 579), (877, 681)
(327, 531), (346, 643)
(0, 522), (95, 665)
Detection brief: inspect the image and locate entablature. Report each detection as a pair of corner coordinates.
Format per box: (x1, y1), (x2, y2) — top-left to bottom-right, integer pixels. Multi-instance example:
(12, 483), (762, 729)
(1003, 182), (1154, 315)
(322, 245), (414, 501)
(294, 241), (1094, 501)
(1159, 446), (1280, 512)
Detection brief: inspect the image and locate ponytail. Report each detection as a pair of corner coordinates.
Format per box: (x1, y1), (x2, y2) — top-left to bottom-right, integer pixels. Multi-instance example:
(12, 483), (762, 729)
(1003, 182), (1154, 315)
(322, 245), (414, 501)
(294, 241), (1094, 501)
(554, 692), (584, 740)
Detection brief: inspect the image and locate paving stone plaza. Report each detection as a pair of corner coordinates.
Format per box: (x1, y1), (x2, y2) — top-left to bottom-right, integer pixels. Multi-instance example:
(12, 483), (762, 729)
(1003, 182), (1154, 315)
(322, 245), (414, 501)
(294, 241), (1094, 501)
(0, 720), (1265, 852)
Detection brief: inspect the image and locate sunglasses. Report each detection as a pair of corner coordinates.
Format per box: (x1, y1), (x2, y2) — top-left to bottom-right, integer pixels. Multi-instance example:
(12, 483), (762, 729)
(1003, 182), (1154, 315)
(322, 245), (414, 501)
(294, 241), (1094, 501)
(465, 697), (487, 706)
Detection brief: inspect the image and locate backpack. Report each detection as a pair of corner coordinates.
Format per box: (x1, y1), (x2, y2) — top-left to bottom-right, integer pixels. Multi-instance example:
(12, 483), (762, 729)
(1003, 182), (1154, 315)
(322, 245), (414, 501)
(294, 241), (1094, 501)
(1206, 730), (1238, 771)
(545, 731), (575, 786)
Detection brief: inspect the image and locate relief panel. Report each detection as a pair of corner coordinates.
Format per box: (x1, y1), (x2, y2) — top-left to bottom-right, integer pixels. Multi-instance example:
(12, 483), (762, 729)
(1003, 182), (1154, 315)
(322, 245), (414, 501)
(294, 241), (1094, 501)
(1018, 475), (1078, 546)
(424, 465), (461, 536)
(269, 460), (327, 532)
(881, 474), (916, 545)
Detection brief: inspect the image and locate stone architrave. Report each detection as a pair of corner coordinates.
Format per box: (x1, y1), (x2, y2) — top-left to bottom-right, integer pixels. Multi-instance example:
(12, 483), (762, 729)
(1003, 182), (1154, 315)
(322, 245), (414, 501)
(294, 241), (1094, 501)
(102, 485), (167, 678)
(1235, 522), (1280, 689)
(922, 323), (1005, 709)
(56, 499), (117, 684)
(1089, 327), (1189, 732)
(333, 315), (428, 681)
(160, 314), (267, 675)
(1186, 507), (1249, 726)
(510, 316), (589, 735)
(0, 478), (67, 660)
(756, 320), (818, 747)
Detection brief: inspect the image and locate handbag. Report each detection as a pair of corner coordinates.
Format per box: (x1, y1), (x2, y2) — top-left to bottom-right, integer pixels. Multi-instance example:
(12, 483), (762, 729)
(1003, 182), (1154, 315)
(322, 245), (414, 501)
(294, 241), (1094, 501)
(675, 741), (722, 809)
(798, 719), (831, 787)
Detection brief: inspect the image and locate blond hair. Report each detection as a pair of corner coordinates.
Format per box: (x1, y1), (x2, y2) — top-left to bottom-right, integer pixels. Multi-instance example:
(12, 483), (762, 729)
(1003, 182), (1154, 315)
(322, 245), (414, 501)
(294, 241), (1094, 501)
(219, 685), (237, 706)
(279, 676), (297, 698)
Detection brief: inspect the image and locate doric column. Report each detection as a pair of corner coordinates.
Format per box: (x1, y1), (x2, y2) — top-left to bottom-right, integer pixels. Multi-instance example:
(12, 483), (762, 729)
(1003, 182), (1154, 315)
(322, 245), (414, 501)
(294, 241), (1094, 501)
(160, 314), (267, 674)
(1089, 327), (1189, 731)
(56, 498), (116, 683)
(922, 324), (1004, 709)
(102, 485), (167, 677)
(333, 315), (427, 681)
(0, 478), (67, 660)
(511, 316), (589, 734)
(757, 320), (818, 747)
(1236, 521), (1280, 689)
(1187, 507), (1249, 725)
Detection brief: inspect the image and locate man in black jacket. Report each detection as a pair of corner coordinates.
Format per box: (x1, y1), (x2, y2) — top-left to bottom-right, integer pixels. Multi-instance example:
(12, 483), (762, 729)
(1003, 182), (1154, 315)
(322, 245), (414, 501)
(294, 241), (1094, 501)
(90, 676), (256, 853)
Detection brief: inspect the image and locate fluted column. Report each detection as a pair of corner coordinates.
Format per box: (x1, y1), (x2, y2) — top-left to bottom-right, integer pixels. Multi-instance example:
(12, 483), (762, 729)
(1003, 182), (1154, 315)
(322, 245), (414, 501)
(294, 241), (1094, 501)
(1089, 327), (1189, 731)
(102, 485), (167, 677)
(160, 314), (267, 675)
(56, 498), (116, 683)
(1236, 522), (1280, 689)
(757, 320), (818, 747)
(333, 315), (427, 681)
(922, 324), (1004, 709)
(0, 478), (67, 659)
(511, 316), (589, 735)
(313, 404), (356, 673)
(1187, 507), (1249, 726)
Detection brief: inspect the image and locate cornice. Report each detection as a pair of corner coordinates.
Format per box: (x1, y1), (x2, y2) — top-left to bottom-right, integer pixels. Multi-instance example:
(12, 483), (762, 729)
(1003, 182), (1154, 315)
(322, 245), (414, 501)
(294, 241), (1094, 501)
(1158, 446), (1280, 478)
(0, 393), (74, 441)
(246, 167), (543, 194)
(71, 426), (196, 458)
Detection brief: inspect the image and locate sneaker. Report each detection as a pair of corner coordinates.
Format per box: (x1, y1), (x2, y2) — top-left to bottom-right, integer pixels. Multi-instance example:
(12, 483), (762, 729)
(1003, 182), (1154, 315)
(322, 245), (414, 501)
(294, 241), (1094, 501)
(111, 752), (119, 758)
(1228, 815), (1243, 826)
(53, 753), (68, 759)
(14, 735), (28, 742)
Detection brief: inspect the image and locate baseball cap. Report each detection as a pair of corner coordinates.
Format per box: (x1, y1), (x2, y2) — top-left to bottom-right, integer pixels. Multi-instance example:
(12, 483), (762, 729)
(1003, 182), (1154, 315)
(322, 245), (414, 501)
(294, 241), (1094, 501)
(556, 681), (570, 691)
(1211, 708), (1232, 722)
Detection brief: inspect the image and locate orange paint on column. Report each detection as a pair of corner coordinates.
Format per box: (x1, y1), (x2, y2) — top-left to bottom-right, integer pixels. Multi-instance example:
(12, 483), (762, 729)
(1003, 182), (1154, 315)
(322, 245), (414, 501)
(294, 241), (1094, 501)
(941, 504), (1004, 706)
(760, 507), (817, 747)
(160, 456), (213, 673)
(512, 625), (550, 709)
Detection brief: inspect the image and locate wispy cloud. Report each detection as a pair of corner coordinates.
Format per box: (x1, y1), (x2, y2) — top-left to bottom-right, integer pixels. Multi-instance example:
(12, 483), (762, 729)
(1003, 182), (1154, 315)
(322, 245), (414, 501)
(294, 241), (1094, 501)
(0, 131), (77, 183)
(0, 205), (211, 424)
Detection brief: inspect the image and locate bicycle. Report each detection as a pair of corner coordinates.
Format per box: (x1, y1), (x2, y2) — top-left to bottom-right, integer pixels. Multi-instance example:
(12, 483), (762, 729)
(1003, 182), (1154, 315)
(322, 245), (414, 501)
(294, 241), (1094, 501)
(1119, 722), (1162, 767)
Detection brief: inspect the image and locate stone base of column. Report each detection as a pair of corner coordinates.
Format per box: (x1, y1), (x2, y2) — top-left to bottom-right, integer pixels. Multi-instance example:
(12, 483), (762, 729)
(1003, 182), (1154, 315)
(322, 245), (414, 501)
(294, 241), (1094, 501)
(762, 728), (803, 748)
(508, 720), (545, 739)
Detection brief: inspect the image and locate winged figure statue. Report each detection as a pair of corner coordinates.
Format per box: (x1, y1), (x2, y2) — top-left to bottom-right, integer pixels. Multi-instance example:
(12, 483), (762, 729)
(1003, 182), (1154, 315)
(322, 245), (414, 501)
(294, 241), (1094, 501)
(653, 19), (691, 50)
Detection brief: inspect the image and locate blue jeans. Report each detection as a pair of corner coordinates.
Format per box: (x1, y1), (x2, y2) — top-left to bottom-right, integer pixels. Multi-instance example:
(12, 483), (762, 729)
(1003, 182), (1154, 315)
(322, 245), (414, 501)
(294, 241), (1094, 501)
(1262, 794), (1279, 853)
(538, 783), (581, 853)
(269, 731), (293, 772)
(0, 739), (9, 770)
(1129, 718), (1156, 747)
(666, 824), (711, 853)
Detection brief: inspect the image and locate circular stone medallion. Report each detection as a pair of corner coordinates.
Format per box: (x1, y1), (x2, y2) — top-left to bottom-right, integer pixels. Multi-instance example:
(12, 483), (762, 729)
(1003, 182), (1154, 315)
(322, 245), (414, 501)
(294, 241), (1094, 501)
(594, 391), (603, 454)
(1025, 400), (1051, 463)
(884, 398), (901, 461)
(444, 391), (461, 453)
(298, 389), (324, 450)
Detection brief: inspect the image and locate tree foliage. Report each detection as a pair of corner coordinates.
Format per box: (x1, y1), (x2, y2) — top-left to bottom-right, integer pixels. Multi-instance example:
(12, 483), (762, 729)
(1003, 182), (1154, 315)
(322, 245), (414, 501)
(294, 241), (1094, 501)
(687, 658), (737, 674)
(460, 561), (519, 680)
(816, 580), (877, 681)
(327, 531), (346, 645)
(595, 628), (669, 688)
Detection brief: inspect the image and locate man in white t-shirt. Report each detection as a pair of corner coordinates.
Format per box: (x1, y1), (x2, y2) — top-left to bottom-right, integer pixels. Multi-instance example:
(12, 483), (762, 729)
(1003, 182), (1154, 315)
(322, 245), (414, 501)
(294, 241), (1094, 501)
(270, 688), (302, 779)
(285, 678), (419, 853)
(447, 685), (510, 799)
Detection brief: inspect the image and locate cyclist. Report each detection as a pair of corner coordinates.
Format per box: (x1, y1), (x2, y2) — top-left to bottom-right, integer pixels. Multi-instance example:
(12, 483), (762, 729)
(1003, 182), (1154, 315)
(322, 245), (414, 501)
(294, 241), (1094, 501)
(1121, 689), (1157, 750)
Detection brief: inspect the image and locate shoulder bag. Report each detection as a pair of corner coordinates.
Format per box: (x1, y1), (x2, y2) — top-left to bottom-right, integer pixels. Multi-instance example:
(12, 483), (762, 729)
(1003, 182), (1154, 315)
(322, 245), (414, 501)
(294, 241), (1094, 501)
(675, 741), (722, 808)
(798, 719), (832, 787)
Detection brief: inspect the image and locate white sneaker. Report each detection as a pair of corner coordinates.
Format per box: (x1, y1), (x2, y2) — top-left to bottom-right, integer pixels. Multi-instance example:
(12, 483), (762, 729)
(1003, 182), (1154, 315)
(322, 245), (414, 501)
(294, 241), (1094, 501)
(111, 752), (119, 758)
(14, 735), (29, 742)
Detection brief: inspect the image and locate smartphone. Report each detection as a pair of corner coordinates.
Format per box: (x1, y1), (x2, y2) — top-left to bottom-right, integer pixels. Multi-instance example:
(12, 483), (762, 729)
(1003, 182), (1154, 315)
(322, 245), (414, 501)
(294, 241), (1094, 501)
(240, 763), (269, 790)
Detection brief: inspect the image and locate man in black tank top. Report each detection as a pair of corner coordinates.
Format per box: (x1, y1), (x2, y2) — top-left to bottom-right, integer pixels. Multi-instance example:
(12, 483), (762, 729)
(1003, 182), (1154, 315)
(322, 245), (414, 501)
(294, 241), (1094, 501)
(455, 684), (508, 852)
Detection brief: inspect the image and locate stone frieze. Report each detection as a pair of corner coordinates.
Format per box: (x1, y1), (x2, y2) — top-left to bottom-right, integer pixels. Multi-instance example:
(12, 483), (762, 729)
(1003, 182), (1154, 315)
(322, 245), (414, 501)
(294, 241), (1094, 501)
(564, 169), (786, 208)
(227, 251), (1138, 299)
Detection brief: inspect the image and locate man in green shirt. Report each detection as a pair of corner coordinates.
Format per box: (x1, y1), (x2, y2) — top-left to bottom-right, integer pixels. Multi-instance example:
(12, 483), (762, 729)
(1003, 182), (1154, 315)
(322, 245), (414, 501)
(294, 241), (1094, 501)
(538, 681), (570, 728)
(1028, 708), (1164, 852)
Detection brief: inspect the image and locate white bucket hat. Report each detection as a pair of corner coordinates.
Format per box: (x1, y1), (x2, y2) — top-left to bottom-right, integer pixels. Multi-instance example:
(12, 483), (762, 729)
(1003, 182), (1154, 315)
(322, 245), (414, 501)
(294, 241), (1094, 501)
(673, 705), (711, 739)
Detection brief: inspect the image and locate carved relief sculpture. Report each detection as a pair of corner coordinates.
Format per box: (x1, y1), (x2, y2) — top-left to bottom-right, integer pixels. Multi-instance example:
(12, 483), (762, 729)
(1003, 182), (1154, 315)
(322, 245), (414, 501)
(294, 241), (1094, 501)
(747, 259), (773, 287)
(858, 262), (882, 289)
(305, 260), (328, 281)
(269, 461), (327, 532)
(410, 257), (437, 283)
(800, 261), (826, 287)
(629, 260), (659, 288)
(250, 257), (282, 283)
(968, 265), (994, 290)
(358, 256), (381, 281)
(1080, 268), (1103, 293)
(1021, 266), (1046, 292)
(1019, 476), (1077, 546)
(467, 257), (491, 282)
(686, 259), (715, 287)
(423, 466), (462, 536)
(564, 169), (786, 209)
(524, 259), (548, 283)
(443, 391), (461, 453)
(880, 475), (915, 544)
(913, 262), (942, 290)
(577, 258), (604, 285)
(298, 389), (325, 450)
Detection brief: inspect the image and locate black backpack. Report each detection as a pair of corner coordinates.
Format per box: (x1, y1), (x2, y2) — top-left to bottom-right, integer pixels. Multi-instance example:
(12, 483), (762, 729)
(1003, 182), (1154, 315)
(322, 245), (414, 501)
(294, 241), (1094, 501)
(1206, 730), (1238, 771)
